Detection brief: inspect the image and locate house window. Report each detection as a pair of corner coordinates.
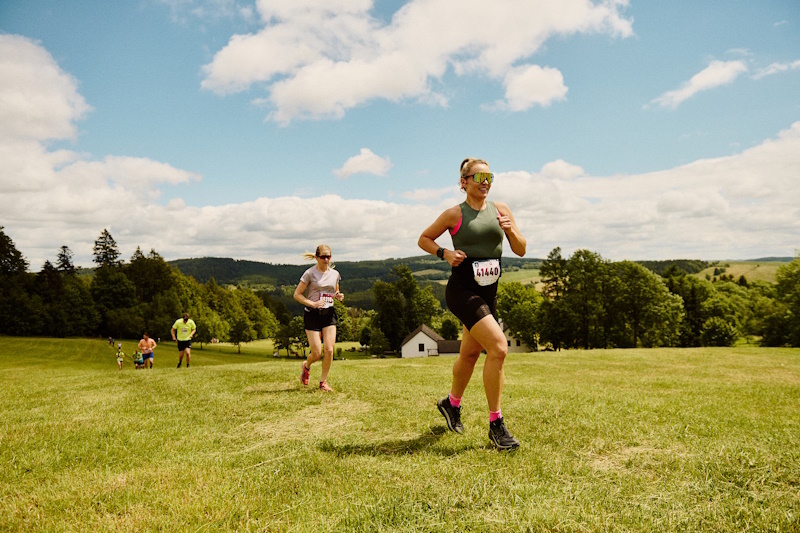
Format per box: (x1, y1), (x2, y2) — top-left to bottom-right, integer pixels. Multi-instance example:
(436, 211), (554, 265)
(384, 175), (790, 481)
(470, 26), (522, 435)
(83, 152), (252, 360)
(516, 340), (521, 346)
(507, 340), (511, 347)
(419, 343), (425, 352)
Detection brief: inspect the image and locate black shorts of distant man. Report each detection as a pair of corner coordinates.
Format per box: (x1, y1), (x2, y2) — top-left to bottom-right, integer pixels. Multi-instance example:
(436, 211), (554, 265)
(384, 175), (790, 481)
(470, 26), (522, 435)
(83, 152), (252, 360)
(171, 313), (196, 368)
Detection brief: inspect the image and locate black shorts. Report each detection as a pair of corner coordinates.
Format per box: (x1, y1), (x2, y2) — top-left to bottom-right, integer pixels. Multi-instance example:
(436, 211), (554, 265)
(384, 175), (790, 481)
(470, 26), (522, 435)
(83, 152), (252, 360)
(304, 307), (338, 332)
(445, 259), (500, 331)
(177, 340), (192, 351)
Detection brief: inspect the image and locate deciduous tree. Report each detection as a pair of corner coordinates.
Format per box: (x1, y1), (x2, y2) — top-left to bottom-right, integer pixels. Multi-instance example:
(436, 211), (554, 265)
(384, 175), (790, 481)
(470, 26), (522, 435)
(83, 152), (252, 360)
(227, 308), (255, 354)
(565, 249), (606, 349)
(497, 282), (541, 350)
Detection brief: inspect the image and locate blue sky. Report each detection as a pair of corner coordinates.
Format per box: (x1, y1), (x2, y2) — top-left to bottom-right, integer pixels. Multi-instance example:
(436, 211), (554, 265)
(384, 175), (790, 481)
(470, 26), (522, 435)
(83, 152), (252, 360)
(1, 0), (799, 268)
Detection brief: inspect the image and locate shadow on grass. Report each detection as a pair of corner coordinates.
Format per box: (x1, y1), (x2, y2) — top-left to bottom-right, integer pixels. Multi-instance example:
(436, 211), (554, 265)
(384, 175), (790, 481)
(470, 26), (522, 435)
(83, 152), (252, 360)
(243, 383), (299, 394)
(319, 426), (479, 457)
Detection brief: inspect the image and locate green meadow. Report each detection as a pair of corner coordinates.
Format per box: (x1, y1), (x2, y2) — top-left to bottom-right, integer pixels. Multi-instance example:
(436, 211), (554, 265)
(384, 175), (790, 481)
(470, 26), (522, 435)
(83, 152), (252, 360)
(1, 338), (799, 532)
(696, 261), (786, 284)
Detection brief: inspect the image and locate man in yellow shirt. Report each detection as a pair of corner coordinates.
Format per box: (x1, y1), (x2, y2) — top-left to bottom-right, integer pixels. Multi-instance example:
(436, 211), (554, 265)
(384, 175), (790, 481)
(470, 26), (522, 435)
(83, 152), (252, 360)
(171, 313), (197, 368)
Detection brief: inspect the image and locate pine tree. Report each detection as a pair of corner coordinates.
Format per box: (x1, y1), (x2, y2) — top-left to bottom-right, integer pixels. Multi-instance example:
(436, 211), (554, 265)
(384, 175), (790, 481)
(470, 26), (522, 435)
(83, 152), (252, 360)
(92, 229), (121, 267)
(56, 245), (75, 274)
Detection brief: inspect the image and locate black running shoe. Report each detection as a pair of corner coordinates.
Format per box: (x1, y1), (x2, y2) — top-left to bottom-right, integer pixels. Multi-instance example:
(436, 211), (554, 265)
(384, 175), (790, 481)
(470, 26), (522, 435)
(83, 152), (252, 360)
(488, 417), (520, 450)
(176, 361), (181, 368)
(437, 397), (464, 434)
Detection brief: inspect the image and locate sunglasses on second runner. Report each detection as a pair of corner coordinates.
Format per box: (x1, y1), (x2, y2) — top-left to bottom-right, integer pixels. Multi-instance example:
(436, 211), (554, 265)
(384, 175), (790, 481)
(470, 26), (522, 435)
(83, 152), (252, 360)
(466, 172), (494, 184)
(317, 255), (331, 260)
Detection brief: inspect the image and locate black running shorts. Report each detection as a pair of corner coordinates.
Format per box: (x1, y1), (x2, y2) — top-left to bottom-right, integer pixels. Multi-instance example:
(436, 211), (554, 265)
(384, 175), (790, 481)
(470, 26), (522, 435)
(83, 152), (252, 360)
(445, 259), (500, 331)
(303, 307), (338, 332)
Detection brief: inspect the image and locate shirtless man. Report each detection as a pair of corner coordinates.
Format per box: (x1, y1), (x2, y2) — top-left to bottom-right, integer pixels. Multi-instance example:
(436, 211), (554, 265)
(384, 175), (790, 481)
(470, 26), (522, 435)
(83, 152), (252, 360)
(137, 332), (157, 369)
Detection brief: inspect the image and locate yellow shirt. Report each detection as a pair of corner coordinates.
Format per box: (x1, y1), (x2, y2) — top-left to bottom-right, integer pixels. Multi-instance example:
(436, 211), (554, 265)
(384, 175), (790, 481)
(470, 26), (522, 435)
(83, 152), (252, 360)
(171, 318), (196, 341)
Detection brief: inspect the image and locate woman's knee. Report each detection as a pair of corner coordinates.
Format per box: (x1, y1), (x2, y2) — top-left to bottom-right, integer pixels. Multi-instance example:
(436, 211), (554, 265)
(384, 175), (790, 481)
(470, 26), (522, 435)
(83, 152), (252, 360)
(485, 342), (508, 362)
(457, 351), (480, 363)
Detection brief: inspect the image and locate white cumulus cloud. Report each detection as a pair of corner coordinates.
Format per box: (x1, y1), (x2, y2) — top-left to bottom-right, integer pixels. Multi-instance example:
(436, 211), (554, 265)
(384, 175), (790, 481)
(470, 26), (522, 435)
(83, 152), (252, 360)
(491, 65), (568, 111)
(334, 148), (392, 178)
(752, 59), (800, 80)
(201, 0), (633, 122)
(540, 159), (585, 180)
(649, 60), (748, 109)
(0, 34), (91, 141)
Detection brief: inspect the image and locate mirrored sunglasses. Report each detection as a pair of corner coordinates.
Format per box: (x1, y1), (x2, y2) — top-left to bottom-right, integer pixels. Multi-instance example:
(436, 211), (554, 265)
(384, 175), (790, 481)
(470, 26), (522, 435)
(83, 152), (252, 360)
(467, 172), (494, 184)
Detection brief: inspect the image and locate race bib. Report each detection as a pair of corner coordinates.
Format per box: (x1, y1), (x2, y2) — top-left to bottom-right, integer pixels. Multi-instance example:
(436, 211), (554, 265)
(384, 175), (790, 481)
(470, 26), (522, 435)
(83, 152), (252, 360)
(472, 259), (501, 286)
(320, 292), (335, 305)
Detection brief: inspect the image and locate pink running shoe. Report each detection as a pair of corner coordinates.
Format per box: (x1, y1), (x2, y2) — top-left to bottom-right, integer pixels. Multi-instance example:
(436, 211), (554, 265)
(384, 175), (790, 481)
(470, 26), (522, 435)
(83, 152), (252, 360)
(300, 362), (310, 386)
(319, 380), (333, 392)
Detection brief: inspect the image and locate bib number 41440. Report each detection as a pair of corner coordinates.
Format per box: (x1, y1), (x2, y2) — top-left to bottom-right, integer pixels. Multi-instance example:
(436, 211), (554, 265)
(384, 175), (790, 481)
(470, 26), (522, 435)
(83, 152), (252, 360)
(472, 259), (500, 286)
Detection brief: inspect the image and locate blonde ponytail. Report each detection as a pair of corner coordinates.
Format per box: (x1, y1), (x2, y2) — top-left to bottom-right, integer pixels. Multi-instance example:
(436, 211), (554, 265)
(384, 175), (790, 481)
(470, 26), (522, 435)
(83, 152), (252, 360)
(302, 245), (334, 267)
(460, 157), (488, 180)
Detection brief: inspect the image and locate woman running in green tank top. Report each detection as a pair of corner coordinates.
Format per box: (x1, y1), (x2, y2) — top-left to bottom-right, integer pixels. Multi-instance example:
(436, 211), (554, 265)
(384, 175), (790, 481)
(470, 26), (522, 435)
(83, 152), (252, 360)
(418, 157), (527, 450)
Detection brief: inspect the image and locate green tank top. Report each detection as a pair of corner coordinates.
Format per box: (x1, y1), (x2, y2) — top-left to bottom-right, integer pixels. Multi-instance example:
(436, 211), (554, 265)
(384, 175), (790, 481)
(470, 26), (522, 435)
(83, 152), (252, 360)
(450, 201), (504, 258)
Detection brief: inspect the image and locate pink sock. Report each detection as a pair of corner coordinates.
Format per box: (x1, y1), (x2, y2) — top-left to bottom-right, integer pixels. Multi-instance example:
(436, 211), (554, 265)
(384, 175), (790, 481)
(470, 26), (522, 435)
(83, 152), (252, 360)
(489, 410), (502, 423)
(449, 393), (461, 408)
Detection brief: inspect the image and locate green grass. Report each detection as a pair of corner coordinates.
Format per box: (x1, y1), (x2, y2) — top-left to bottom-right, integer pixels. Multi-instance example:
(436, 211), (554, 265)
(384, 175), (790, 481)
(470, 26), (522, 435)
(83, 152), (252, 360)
(433, 269), (541, 287)
(696, 260), (788, 284)
(1, 338), (799, 531)
(500, 268), (541, 286)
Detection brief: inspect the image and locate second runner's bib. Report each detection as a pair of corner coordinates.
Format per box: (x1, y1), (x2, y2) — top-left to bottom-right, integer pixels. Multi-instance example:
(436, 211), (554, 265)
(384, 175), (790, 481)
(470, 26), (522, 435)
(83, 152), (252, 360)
(319, 292), (335, 305)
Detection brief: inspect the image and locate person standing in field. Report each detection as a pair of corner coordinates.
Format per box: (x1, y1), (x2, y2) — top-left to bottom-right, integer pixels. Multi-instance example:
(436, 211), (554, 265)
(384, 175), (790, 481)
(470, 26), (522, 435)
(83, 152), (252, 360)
(137, 332), (157, 369)
(418, 157), (527, 450)
(116, 345), (125, 370)
(293, 244), (344, 392)
(171, 313), (196, 368)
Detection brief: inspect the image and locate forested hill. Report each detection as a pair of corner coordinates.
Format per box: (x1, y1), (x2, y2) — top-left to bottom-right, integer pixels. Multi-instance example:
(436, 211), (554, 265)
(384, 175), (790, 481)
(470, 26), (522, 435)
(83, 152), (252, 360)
(168, 256), (765, 288)
(168, 257), (304, 287)
(635, 258), (792, 276)
(634, 259), (712, 276)
(168, 255), (544, 289)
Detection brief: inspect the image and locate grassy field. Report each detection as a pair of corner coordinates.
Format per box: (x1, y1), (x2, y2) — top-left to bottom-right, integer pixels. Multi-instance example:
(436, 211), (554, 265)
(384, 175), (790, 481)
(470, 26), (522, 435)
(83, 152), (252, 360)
(432, 268), (541, 287)
(497, 260), (790, 287)
(1, 338), (799, 532)
(695, 260), (787, 284)
(194, 338), (369, 360)
(500, 268), (541, 286)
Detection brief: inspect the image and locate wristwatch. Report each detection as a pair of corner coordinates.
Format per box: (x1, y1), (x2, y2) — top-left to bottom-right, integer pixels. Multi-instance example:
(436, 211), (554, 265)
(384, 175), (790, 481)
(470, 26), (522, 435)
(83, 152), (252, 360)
(436, 247), (445, 260)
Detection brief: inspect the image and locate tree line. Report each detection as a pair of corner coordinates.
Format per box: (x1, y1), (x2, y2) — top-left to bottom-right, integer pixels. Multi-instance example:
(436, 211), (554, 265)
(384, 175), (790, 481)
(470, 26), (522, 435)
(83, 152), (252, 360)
(1, 227), (799, 352)
(498, 247), (800, 349)
(167, 255), (540, 312)
(0, 227), (384, 354)
(363, 248), (800, 351)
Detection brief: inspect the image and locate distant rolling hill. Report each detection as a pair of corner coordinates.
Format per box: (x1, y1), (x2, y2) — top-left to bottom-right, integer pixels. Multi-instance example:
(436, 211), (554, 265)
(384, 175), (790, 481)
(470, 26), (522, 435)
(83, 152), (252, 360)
(168, 255), (542, 311)
(168, 255), (542, 288)
(168, 256), (791, 312)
